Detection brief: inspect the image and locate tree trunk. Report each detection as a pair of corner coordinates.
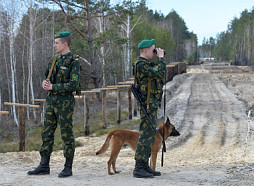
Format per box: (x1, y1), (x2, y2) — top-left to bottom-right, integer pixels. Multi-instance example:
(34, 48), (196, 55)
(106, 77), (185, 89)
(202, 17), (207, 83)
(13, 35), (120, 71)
(85, 0), (99, 88)
(28, 0), (37, 120)
(10, 0), (18, 125)
(98, 10), (106, 87)
(125, 15), (131, 80)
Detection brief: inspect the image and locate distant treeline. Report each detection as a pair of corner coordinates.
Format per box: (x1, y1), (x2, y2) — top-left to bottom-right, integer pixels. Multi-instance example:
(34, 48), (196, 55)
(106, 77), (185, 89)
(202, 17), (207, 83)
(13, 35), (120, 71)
(200, 7), (254, 67)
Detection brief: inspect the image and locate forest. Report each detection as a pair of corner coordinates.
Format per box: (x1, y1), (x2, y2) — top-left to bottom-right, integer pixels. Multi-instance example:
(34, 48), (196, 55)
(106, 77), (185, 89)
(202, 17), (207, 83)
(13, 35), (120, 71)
(0, 0), (253, 126)
(200, 8), (254, 66)
(0, 0), (198, 125)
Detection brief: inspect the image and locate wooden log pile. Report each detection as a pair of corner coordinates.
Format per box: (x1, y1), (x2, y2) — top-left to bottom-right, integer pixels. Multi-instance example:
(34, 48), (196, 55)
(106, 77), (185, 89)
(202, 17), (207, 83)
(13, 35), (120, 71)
(166, 62), (187, 82)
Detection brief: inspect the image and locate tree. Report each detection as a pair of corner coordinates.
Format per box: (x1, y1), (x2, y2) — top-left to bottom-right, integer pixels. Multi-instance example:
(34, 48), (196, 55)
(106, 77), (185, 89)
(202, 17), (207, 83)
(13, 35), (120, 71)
(51, 0), (109, 88)
(165, 10), (190, 61)
(215, 8), (254, 65)
(9, 0), (18, 125)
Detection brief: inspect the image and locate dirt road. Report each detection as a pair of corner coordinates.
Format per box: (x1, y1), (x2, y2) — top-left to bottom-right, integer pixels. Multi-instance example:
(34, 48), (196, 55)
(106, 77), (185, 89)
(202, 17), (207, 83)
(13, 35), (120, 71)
(1, 64), (254, 185)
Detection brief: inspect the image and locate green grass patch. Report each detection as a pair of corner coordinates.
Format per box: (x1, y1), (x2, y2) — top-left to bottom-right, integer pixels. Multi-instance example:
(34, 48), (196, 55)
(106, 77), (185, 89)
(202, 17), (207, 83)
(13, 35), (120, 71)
(0, 109), (139, 153)
(94, 118), (140, 136)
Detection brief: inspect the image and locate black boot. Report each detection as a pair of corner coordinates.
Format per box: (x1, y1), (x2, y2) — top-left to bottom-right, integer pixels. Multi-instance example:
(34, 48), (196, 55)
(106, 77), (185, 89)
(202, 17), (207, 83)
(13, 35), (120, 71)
(27, 156), (50, 175)
(58, 157), (73, 178)
(133, 161), (154, 178)
(144, 161), (161, 176)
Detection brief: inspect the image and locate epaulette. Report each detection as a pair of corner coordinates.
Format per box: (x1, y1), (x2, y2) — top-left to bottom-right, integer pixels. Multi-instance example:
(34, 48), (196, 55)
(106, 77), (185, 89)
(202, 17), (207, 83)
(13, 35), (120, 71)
(73, 54), (79, 61)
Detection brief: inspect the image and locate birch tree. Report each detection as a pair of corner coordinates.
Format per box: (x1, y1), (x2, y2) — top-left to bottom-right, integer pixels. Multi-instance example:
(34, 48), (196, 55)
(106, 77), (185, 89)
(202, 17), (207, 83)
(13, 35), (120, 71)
(9, 0), (18, 125)
(121, 14), (142, 80)
(26, 0), (42, 120)
(95, 0), (108, 87)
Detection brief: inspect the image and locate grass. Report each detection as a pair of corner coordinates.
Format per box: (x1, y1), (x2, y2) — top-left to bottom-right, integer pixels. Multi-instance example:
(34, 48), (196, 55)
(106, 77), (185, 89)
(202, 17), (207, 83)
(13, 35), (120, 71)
(95, 118), (140, 136)
(0, 109), (140, 153)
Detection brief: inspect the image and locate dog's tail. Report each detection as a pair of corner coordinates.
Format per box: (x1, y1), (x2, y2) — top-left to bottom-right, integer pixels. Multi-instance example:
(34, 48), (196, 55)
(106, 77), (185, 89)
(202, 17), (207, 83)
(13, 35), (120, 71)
(96, 131), (115, 155)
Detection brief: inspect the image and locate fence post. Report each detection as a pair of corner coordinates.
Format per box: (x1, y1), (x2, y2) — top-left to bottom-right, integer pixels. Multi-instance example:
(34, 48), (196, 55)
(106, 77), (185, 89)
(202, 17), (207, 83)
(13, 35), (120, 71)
(102, 90), (107, 129)
(19, 106), (25, 152)
(134, 98), (137, 117)
(117, 87), (121, 124)
(4, 102), (40, 152)
(128, 87), (132, 120)
(84, 94), (90, 136)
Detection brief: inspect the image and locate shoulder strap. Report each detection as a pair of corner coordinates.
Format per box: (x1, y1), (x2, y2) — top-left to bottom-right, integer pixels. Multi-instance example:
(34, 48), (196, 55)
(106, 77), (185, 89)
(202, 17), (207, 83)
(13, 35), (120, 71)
(147, 77), (152, 109)
(46, 54), (58, 82)
(66, 54), (79, 68)
(134, 61), (138, 86)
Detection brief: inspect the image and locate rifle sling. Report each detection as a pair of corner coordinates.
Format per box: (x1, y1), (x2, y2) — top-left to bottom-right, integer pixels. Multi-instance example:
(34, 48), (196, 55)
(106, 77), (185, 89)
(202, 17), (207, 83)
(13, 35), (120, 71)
(46, 54), (58, 81)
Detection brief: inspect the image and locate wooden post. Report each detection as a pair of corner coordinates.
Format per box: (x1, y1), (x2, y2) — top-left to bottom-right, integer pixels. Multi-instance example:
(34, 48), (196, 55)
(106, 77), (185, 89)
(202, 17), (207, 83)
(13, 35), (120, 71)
(4, 102), (40, 152)
(84, 94), (90, 136)
(0, 111), (9, 123)
(102, 90), (107, 129)
(81, 90), (100, 133)
(117, 87), (121, 124)
(128, 87), (132, 120)
(109, 83), (134, 121)
(134, 98), (137, 116)
(19, 107), (25, 152)
(107, 85), (130, 124)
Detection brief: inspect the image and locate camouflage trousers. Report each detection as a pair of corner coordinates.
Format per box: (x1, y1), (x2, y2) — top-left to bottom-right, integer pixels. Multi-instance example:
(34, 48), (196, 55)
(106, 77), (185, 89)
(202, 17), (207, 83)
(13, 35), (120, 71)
(134, 108), (157, 162)
(40, 94), (75, 158)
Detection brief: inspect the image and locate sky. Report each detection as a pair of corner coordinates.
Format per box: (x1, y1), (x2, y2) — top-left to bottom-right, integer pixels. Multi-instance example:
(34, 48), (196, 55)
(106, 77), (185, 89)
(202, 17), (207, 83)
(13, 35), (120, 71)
(112, 0), (253, 45)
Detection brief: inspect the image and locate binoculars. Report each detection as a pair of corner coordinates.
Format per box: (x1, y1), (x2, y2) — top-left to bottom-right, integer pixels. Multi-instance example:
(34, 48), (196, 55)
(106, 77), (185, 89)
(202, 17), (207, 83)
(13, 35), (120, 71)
(153, 48), (166, 55)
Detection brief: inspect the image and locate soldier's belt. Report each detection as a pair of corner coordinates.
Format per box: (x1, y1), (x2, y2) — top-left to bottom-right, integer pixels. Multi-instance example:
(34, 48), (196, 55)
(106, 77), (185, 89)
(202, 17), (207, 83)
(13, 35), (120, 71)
(49, 91), (73, 96)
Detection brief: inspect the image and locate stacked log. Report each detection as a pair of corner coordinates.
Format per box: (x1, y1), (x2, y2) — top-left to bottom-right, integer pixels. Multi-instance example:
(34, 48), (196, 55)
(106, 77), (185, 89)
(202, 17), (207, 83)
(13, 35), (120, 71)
(166, 62), (187, 82)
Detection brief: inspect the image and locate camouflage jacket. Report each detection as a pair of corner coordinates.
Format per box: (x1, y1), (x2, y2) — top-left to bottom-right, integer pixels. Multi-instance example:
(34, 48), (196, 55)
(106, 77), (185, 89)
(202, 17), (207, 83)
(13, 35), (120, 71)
(45, 52), (80, 93)
(133, 56), (166, 109)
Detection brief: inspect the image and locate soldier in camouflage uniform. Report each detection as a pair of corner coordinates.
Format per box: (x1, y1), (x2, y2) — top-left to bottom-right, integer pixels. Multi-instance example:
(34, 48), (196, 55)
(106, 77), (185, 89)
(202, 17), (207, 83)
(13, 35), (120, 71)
(28, 32), (80, 178)
(132, 39), (166, 178)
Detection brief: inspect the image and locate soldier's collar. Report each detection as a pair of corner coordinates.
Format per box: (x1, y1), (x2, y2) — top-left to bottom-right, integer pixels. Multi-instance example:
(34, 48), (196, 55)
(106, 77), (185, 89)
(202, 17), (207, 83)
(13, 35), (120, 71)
(138, 56), (150, 62)
(60, 52), (72, 58)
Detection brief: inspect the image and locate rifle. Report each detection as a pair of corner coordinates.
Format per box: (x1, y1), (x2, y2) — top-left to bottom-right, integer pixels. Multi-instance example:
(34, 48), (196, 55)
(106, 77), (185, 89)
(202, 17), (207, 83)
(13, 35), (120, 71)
(46, 54), (58, 82)
(130, 84), (166, 158)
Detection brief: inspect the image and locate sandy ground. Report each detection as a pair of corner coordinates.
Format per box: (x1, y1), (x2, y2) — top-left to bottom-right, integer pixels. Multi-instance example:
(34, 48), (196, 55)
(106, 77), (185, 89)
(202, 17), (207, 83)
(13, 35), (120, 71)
(1, 62), (254, 186)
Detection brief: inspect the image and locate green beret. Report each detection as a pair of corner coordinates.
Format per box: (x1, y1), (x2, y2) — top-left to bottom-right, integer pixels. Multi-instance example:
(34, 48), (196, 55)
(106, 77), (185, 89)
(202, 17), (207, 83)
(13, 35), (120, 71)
(54, 32), (70, 39)
(138, 39), (155, 49)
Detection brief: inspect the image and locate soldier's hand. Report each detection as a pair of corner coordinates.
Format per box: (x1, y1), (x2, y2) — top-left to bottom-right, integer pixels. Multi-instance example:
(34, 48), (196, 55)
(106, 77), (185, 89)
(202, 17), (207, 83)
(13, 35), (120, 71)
(156, 48), (164, 58)
(42, 80), (47, 89)
(42, 80), (53, 91)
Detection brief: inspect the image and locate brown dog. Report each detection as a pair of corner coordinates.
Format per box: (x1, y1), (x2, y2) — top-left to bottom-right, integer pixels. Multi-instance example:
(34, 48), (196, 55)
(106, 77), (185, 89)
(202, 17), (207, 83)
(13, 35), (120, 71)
(96, 117), (180, 175)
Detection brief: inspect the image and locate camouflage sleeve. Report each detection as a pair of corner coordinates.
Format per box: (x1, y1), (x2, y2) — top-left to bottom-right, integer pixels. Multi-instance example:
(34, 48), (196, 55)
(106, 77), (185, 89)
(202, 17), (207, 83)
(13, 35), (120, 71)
(52, 58), (80, 92)
(138, 57), (166, 80)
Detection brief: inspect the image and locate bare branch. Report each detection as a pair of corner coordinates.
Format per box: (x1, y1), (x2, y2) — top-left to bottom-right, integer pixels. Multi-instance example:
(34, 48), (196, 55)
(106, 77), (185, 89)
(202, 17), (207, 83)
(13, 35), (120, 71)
(52, 0), (87, 10)
(130, 15), (142, 32)
(52, 0), (89, 41)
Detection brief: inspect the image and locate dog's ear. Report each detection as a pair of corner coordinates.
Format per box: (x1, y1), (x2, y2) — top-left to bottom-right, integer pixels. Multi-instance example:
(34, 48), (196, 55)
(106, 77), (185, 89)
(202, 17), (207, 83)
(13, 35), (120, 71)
(166, 117), (170, 126)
